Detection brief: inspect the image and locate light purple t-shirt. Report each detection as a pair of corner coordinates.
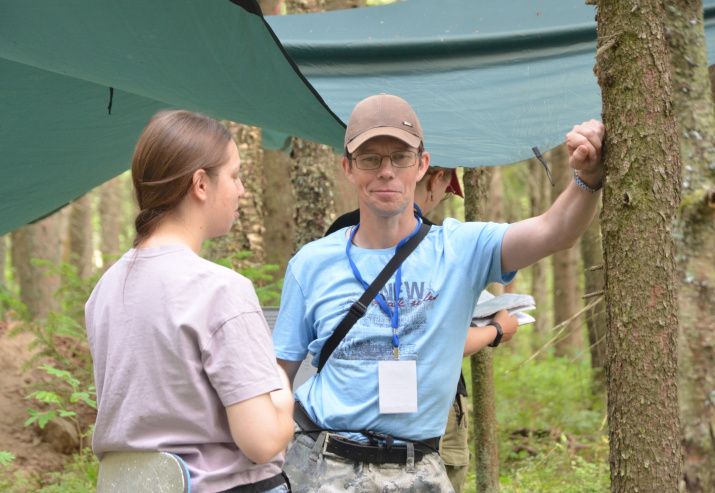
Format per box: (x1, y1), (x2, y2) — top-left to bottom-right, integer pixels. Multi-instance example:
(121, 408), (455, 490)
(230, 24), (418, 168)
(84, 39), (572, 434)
(86, 244), (283, 493)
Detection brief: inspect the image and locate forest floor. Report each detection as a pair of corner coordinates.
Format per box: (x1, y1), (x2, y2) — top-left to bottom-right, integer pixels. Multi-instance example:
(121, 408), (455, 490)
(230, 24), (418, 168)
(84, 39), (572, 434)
(0, 321), (75, 479)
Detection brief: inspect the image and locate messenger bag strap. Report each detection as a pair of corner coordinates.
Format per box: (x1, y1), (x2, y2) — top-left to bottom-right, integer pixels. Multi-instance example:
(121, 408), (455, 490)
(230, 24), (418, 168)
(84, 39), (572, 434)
(317, 222), (431, 373)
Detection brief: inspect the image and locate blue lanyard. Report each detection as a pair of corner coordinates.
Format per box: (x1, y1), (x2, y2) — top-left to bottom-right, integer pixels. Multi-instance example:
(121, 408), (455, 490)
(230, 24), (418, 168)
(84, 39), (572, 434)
(346, 214), (422, 358)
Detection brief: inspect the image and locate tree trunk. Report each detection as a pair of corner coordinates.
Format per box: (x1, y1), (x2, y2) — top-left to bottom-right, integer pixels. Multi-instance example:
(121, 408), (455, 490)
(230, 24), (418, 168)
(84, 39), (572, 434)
(67, 194), (93, 279)
(10, 214), (64, 319)
(263, 148), (295, 280)
(550, 144), (583, 356)
(98, 176), (122, 271)
(529, 157), (551, 347)
(596, 1), (683, 491)
(284, 0), (339, 253)
(0, 235), (6, 290)
(665, 1), (715, 490)
(290, 139), (338, 252)
(580, 211), (607, 394)
(203, 123), (266, 270)
(464, 167), (499, 493)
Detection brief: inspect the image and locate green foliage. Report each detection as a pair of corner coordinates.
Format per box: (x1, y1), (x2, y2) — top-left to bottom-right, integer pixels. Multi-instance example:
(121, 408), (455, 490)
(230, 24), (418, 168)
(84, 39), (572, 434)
(0, 449), (98, 493)
(462, 329), (609, 492)
(213, 251), (284, 305)
(0, 451), (15, 467)
(25, 364), (96, 439)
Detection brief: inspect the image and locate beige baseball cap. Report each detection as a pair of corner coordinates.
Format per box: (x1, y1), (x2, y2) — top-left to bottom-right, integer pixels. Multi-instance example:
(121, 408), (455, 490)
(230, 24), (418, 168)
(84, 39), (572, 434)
(344, 94), (423, 154)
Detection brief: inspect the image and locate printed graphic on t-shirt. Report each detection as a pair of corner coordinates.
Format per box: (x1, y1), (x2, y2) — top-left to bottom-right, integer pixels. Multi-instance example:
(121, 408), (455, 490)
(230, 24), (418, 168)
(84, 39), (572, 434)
(332, 279), (439, 361)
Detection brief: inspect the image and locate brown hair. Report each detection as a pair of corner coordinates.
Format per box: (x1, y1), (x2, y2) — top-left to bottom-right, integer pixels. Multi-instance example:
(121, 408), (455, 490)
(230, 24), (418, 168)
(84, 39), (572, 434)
(131, 110), (233, 247)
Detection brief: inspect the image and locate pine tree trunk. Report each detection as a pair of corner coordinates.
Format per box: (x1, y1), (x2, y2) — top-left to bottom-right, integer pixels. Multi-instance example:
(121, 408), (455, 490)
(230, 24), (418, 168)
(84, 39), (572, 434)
(581, 211), (607, 393)
(98, 176), (122, 271)
(550, 144), (583, 356)
(10, 214), (64, 319)
(67, 194), (93, 279)
(529, 157), (551, 347)
(665, 1), (715, 490)
(464, 167), (499, 493)
(596, 1), (683, 490)
(290, 138), (338, 252)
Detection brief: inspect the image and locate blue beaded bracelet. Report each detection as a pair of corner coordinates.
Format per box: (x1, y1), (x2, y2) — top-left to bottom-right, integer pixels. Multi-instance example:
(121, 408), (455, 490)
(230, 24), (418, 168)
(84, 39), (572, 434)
(573, 170), (602, 193)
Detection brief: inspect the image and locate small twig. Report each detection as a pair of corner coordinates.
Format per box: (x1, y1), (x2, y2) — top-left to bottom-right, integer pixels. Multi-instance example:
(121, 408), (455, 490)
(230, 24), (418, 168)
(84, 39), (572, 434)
(585, 263), (604, 272)
(504, 298), (603, 374)
(582, 290), (605, 300)
(596, 37), (617, 57)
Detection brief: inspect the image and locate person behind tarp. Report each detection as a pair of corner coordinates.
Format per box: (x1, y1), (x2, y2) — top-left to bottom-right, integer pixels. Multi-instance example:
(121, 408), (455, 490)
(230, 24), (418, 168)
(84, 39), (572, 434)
(324, 168), (519, 493)
(86, 110), (295, 493)
(273, 93), (604, 492)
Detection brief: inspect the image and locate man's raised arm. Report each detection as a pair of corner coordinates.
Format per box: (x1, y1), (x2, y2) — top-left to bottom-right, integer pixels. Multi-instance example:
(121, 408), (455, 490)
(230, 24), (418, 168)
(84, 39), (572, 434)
(501, 120), (605, 273)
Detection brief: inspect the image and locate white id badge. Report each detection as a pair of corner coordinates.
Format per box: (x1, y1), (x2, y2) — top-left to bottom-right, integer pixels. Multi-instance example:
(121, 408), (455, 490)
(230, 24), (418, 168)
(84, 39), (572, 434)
(378, 360), (418, 414)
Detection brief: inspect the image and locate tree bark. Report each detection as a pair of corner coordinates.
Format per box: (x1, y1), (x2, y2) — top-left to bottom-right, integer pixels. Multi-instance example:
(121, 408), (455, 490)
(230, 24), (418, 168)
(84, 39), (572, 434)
(263, 148), (295, 280)
(290, 139), (338, 252)
(0, 235), (6, 290)
(581, 210), (607, 393)
(550, 144), (583, 356)
(98, 176), (122, 271)
(67, 194), (93, 279)
(596, 1), (683, 491)
(464, 167), (500, 493)
(665, 1), (715, 490)
(10, 214), (64, 319)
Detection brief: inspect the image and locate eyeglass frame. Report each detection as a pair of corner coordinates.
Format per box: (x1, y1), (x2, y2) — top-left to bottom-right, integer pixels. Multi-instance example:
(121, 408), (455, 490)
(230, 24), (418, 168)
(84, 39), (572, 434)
(347, 150), (423, 170)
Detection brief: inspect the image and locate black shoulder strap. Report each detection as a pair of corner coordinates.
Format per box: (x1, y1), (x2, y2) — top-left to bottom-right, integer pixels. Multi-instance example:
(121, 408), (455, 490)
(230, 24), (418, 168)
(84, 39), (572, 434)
(317, 222), (431, 373)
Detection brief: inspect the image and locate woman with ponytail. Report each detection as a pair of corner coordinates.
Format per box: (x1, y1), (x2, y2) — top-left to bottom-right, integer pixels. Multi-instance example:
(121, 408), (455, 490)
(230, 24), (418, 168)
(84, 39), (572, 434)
(86, 110), (294, 493)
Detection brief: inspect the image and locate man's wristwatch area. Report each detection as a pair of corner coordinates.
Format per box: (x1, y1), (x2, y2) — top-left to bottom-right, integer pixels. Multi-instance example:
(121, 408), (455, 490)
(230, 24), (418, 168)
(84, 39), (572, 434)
(573, 169), (603, 193)
(488, 322), (503, 348)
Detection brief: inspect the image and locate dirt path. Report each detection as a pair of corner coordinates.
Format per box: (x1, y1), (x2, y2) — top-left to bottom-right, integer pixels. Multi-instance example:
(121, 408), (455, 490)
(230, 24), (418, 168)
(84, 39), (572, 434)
(0, 322), (73, 477)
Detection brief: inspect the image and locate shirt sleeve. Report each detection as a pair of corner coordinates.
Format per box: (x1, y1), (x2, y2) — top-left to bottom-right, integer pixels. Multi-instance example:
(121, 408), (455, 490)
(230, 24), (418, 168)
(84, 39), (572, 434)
(442, 219), (517, 294)
(202, 311), (283, 408)
(272, 264), (314, 362)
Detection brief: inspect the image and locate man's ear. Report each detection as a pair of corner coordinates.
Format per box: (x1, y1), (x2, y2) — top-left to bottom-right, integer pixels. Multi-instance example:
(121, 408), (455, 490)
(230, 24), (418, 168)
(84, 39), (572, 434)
(416, 151), (430, 182)
(189, 169), (208, 201)
(342, 156), (355, 184)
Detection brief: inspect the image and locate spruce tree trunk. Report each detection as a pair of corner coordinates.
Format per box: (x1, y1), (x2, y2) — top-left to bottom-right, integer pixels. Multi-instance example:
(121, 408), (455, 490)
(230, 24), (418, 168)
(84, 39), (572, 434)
(98, 176), (122, 271)
(464, 167), (499, 493)
(290, 139), (338, 252)
(67, 194), (93, 279)
(550, 144), (583, 356)
(529, 157), (551, 346)
(284, 0), (339, 252)
(596, 1), (683, 490)
(665, 1), (715, 490)
(10, 214), (64, 319)
(581, 211), (607, 393)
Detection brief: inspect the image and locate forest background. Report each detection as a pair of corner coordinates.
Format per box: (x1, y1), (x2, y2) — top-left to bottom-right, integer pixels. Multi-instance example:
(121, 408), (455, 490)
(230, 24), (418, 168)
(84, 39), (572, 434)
(0, 0), (714, 492)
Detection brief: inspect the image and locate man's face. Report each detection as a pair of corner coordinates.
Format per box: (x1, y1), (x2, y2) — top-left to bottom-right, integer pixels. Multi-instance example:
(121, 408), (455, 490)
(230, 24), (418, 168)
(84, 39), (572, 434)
(342, 135), (429, 219)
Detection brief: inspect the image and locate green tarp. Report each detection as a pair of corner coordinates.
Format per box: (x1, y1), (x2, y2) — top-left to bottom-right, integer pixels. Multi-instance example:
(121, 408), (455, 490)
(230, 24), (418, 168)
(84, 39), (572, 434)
(2, 0), (715, 236)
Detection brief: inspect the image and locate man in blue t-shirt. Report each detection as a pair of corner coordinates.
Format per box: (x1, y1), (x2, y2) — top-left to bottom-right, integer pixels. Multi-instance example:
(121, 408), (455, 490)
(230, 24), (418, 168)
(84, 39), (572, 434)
(273, 93), (604, 492)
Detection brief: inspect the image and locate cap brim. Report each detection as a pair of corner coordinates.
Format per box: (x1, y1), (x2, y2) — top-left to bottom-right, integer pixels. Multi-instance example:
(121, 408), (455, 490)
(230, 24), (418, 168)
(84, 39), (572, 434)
(449, 170), (464, 198)
(346, 127), (422, 154)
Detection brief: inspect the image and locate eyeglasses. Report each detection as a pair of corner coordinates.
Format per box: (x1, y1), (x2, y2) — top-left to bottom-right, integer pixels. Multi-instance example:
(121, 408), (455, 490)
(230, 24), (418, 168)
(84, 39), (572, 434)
(351, 151), (421, 170)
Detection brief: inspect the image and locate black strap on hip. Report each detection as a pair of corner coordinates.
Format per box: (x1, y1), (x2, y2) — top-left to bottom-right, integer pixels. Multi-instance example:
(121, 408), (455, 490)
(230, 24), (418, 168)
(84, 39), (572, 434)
(317, 222), (431, 373)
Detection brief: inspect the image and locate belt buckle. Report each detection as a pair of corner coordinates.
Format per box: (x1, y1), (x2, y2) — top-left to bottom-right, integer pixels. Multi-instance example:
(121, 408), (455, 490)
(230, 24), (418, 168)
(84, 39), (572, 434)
(322, 432), (335, 456)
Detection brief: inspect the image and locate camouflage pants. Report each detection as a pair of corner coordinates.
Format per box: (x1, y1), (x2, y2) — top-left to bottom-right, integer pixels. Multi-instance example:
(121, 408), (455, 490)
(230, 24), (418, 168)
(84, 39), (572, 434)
(283, 423), (456, 493)
(440, 394), (470, 493)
